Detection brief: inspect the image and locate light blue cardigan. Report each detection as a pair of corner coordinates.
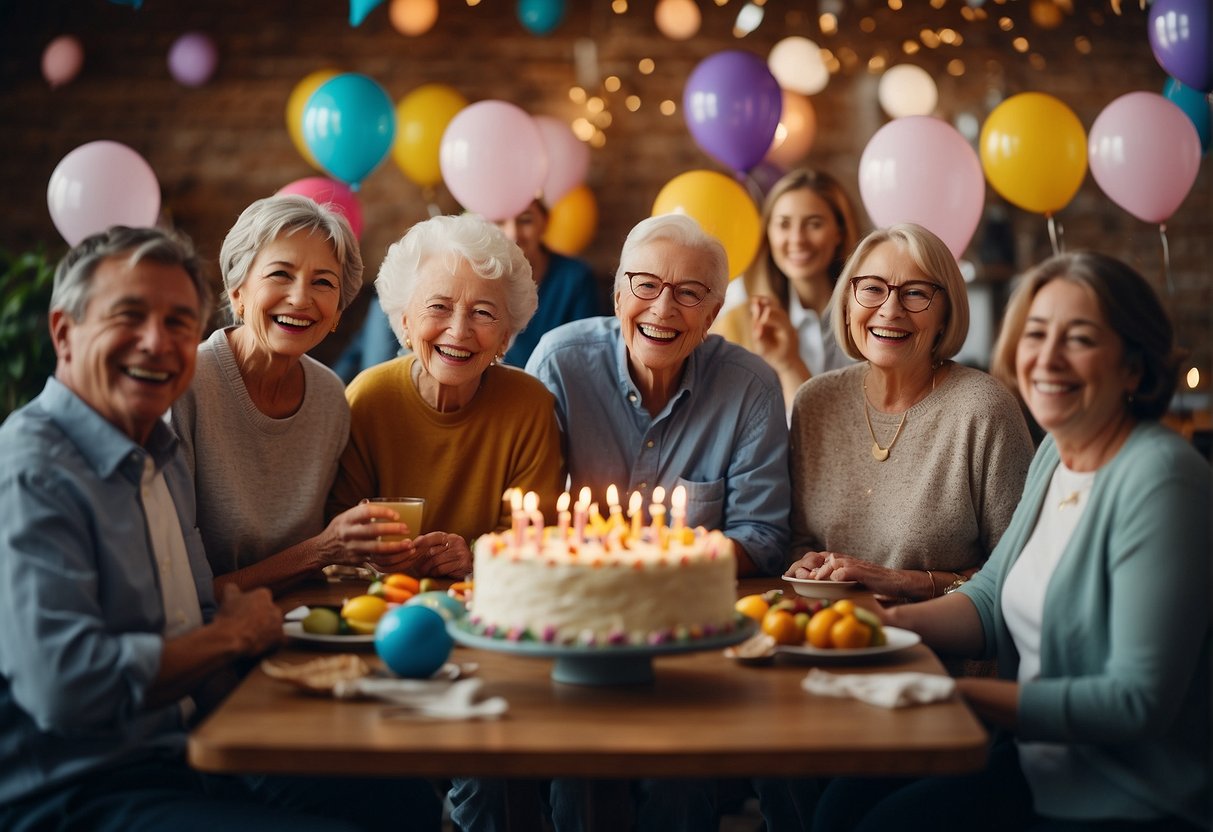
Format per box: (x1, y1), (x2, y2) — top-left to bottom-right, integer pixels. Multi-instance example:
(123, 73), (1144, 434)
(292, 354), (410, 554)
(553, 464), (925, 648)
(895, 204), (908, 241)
(958, 422), (1210, 827)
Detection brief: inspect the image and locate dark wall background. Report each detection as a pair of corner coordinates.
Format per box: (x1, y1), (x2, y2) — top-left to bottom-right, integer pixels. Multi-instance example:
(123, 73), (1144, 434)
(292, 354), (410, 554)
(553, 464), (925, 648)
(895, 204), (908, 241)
(1, 0), (1208, 381)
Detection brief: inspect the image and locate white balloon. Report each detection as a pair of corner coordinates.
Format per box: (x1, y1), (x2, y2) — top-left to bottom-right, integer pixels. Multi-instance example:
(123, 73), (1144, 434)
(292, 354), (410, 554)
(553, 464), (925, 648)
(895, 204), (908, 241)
(654, 0), (701, 40)
(768, 36), (829, 96)
(47, 141), (161, 246)
(877, 64), (938, 119)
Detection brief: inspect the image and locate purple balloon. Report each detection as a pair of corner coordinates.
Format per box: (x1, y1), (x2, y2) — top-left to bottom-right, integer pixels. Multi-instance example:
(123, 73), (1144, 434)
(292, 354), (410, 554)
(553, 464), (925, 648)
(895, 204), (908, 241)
(1148, 0), (1211, 92)
(168, 32), (218, 87)
(683, 50), (782, 174)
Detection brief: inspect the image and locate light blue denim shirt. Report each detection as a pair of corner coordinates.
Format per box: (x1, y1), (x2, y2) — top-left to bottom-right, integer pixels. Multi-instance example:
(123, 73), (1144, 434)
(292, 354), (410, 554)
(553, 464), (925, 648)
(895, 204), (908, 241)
(0, 379), (216, 806)
(526, 317), (791, 575)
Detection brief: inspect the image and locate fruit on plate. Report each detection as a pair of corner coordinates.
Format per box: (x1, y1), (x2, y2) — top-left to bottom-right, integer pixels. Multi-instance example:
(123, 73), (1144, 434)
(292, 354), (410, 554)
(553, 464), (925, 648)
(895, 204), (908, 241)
(340, 594), (390, 635)
(368, 573), (420, 604)
(735, 594), (769, 622)
(804, 601), (886, 649)
(761, 608), (803, 645)
(301, 607), (341, 635)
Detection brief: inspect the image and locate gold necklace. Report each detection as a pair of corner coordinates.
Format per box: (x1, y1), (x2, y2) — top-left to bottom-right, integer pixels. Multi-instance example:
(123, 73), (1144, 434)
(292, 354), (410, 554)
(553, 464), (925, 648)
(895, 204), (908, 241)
(862, 368), (936, 462)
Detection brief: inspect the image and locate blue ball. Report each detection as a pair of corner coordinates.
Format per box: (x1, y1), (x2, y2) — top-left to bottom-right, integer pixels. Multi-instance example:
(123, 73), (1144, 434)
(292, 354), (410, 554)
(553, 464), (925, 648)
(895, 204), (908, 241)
(404, 590), (467, 622)
(374, 605), (453, 678)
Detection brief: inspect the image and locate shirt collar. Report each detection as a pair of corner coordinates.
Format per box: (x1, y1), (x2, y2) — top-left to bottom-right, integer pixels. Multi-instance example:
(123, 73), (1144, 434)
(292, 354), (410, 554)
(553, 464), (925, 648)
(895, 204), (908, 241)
(610, 318), (697, 415)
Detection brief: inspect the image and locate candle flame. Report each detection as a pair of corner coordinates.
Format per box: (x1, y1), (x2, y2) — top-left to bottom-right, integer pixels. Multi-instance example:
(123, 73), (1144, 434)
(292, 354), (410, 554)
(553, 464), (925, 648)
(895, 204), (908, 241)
(509, 488), (523, 511)
(523, 491), (539, 512)
(606, 483), (619, 507)
(557, 491), (571, 512)
(578, 485), (592, 506)
(652, 485), (666, 504)
(671, 484), (687, 510)
(1187, 366), (1200, 389)
(628, 490), (642, 513)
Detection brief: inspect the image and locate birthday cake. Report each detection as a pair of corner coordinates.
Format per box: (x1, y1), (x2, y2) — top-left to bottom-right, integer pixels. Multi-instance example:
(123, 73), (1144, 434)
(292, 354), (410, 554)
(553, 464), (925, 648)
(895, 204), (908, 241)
(468, 490), (740, 647)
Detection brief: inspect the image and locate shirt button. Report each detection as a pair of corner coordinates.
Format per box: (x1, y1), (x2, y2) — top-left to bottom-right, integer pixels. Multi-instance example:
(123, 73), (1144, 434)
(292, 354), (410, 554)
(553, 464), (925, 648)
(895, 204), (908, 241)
(627, 394), (637, 403)
(638, 482), (647, 491)
(645, 440), (655, 448)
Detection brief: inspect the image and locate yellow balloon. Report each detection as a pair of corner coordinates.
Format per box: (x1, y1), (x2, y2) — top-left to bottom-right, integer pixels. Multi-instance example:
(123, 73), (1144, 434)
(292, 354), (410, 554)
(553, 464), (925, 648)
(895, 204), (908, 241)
(391, 83), (468, 189)
(286, 69), (340, 170)
(544, 184), (598, 255)
(980, 92), (1087, 215)
(652, 170), (760, 278)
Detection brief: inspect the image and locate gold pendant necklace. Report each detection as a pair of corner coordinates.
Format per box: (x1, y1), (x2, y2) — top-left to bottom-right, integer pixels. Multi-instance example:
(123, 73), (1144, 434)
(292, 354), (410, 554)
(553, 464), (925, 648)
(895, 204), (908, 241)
(862, 367), (936, 462)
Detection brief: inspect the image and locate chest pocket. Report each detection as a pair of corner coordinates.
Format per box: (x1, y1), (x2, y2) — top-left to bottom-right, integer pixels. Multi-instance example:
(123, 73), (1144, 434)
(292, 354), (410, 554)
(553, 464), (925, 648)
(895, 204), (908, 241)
(678, 476), (725, 530)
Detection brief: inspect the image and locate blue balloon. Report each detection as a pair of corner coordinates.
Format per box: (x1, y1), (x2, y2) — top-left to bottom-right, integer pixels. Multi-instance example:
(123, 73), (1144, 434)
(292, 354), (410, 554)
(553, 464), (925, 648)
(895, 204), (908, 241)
(349, 0), (384, 26)
(375, 606), (453, 679)
(1164, 77), (1211, 155)
(517, 0), (565, 35)
(302, 73), (396, 189)
(405, 591), (468, 622)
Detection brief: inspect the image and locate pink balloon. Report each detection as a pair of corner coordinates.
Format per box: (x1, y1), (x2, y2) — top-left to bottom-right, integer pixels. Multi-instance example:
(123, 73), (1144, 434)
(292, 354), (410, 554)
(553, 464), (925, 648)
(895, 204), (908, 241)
(47, 141), (160, 246)
(1088, 91), (1202, 224)
(533, 115), (589, 205)
(276, 176), (364, 239)
(858, 116), (984, 259)
(439, 100), (547, 221)
(168, 32), (218, 87)
(42, 35), (84, 89)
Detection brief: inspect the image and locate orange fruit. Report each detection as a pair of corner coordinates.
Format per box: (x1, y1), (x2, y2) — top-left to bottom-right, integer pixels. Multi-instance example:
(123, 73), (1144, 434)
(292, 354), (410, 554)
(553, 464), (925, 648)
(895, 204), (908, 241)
(761, 609), (801, 646)
(735, 594), (770, 622)
(384, 573), (421, 594)
(806, 608), (841, 648)
(830, 615), (873, 649)
(831, 599), (856, 617)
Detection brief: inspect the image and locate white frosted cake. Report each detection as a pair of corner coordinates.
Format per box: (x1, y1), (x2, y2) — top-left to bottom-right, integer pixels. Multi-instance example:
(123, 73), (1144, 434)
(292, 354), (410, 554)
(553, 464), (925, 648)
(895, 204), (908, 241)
(468, 524), (740, 647)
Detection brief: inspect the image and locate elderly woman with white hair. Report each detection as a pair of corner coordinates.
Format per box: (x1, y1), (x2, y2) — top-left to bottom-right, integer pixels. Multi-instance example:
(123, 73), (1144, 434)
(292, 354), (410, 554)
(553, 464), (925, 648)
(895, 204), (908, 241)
(172, 194), (422, 595)
(327, 213), (564, 578)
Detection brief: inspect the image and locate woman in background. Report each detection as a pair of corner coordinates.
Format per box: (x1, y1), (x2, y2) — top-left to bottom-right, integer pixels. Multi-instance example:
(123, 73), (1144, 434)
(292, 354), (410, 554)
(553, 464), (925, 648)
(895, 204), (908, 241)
(814, 252), (1209, 832)
(173, 194), (418, 595)
(327, 212), (564, 578)
(712, 168), (861, 410)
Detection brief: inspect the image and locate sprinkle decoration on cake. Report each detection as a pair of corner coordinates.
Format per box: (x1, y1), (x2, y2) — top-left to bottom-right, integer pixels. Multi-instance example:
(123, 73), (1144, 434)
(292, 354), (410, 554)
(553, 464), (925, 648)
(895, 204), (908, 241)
(467, 485), (742, 648)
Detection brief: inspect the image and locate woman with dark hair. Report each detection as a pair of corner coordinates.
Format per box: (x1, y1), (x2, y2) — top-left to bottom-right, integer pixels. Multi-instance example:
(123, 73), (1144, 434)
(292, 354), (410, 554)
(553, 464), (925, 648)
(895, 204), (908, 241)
(814, 251), (1209, 832)
(712, 168), (862, 410)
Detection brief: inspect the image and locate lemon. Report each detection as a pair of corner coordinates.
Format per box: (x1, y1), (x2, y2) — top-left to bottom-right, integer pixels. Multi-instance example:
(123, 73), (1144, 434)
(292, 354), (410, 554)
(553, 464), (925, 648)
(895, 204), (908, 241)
(340, 594), (388, 635)
(301, 607), (340, 635)
(735, 594), (769, 622)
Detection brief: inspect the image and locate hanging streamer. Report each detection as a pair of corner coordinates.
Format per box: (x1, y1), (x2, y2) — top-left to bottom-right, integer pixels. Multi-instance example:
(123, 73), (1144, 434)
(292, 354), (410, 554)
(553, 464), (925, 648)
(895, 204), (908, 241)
(1159, 223), (1174, 297)
(1046, 215), (1065, 256)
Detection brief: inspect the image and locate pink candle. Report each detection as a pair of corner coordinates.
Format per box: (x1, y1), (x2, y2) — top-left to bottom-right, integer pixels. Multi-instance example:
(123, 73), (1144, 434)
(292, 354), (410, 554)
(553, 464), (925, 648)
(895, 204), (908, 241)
(671, 484), (687, 532)
(557, 491), (571, 540)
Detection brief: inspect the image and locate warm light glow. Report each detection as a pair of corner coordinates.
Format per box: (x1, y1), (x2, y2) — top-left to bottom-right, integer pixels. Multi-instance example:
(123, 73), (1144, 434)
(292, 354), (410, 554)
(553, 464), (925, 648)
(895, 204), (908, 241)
(578, 486), (592, 506)
(1030, 0), (1064, 29)
(586, 96), (605, 113)
(466, 0), (480, 5)
(638, 57), (656, 74)
(652, 486), (666, 504)
(939, 27), (958, 44)
(604, 75), (621, 92)
(628, 491), (642, 515)
(389, 0), (438, 35)
(510, 489), (523, 511)
(920, 28), (941, 48)
(999, 16), (1014, 30)
(572, 117), (595, 140)
(1074, 35), (1092, 54)
(947, 58), (966, 75)
(868, 55), (888, 72)
(606, 484), (619, 508)
(860, 16), (876, 32)
(1028, 52), (1046, 69)
(569, 86), (587, 104)
(596, 111), (613, 128)
(903, 40), (920, 54)
(819, 13), (838, 35)
(1013, 36), (1030, 52)
(1186, 367), (1200, 389)
(611, 0), (628, 12)
(659, 99), (677, 115)
(961, 6), (976, 20)
(590, 131), (607, 148)
(732, 1), (764, 36)
(888, 0), (903, 9)
(523, 491), (538, 513)
(557, 492), (571, 512)
(625, 94), (641, 111)
(655, 0), (702, 39)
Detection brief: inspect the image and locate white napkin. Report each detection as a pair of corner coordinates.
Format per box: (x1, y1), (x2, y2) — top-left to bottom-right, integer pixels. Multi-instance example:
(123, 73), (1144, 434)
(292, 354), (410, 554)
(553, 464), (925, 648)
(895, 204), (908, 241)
(332, 676), (508, 720)
(801, 668), (956, 708)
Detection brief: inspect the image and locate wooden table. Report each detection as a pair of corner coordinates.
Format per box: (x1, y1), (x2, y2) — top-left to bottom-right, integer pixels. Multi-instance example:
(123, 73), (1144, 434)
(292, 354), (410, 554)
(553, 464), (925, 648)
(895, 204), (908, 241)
(189, 578), (988, 827)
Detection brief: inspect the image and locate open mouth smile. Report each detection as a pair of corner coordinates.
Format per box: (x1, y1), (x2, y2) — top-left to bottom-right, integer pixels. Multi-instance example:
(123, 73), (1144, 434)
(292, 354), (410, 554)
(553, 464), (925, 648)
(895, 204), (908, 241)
(869, 326), (910, 342)
(637, 323), (679, 342)
(124, 366), (171, 383)
(435, 345), (473, 361)
(272, 315), (316, 332)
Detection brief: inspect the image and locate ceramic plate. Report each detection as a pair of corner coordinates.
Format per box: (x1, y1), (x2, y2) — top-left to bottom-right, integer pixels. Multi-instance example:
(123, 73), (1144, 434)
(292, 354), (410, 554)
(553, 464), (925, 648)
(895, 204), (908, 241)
(782, 576), (861, 600)
(775, 626), (921, 663)
(284, 621), (375, 649)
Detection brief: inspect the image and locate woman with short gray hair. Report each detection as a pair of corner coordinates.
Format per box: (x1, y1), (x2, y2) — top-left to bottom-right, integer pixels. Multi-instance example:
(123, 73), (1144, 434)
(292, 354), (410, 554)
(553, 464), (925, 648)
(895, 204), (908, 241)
(328, 212), (563, 578)
(172, 194), (416, 594)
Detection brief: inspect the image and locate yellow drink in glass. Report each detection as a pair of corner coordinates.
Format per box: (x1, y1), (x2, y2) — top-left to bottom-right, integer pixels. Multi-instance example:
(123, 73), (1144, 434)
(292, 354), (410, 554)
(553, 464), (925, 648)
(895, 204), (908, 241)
(370, 497), (424, 542)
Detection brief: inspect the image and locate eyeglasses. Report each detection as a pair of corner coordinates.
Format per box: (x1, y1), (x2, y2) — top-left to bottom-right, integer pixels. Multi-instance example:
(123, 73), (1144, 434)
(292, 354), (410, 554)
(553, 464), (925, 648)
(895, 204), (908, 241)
(850, 275), (945, 313)
(625, 272), (712, 308)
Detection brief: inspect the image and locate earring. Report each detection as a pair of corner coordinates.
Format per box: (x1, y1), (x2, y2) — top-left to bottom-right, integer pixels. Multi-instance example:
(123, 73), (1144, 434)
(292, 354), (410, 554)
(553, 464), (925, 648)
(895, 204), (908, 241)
(405, 336), (412, 350)
(331, 318), (340, 334)
(237, 304), (245, 320)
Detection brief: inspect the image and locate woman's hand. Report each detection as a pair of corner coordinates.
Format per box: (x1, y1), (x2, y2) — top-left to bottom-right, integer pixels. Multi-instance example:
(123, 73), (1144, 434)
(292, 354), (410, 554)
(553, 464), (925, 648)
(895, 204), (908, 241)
(315, 502), (414, 568)
(400, 531), (472, 578)
(750, 297), (803, 371)
(787, 552), (933, 600)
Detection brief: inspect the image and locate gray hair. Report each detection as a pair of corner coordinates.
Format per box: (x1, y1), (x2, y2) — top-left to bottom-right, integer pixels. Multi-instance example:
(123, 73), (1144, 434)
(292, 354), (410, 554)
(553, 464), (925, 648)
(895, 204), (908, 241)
(830, 223), (969, 362)
(51, 225), (211, 324)
(218, 194), (363, 322)
(613, 214), (729, 300)
(375, 213), (537, 348)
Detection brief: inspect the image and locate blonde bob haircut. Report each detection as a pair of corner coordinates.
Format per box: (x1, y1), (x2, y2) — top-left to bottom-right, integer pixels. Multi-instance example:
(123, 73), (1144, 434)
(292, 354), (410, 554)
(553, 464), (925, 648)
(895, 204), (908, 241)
(829, 223), (969, 363)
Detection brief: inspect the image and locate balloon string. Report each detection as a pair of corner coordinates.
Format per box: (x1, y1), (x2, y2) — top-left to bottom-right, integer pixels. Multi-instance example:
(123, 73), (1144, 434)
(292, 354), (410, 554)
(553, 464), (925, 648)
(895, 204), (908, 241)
(739, 170), (764, 205)
(1159, 223), (1174, 297)
(1046, 214), (1061, 256)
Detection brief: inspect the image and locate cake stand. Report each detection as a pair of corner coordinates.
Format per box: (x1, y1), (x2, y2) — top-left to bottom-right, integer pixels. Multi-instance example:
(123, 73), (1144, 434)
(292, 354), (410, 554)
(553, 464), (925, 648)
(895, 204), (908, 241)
(447, 618), (758, 686)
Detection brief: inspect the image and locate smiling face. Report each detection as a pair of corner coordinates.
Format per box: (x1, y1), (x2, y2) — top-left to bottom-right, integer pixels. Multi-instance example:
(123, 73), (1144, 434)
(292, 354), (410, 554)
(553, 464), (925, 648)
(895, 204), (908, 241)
(767, 187), (843, 290)
(845, 240), (947, 373)
(1016, 278), (1139, 450)
(53, 255), (202, 445)
(228, 230), (342, 360)
(614, 238), (722, 386)
(403, 256), (511, 410)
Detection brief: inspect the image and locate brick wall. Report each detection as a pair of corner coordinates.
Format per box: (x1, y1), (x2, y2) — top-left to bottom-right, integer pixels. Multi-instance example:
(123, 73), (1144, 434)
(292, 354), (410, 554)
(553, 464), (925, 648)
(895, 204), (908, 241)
(1, 0), (1208, 378)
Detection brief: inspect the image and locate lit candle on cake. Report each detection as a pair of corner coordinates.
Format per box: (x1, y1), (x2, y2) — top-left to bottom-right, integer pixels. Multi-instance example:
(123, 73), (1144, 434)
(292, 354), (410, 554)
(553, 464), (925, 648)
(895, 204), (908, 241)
(509, 488), (524, 548)
(557, 491), (571, 539)
(605, 484), (622, 530)
(523, 491), (541, 544)
(628, 490), (643, 540)
(574, 486), (590, 542)
(650, 485), (666, 536)
(671, 485), (687, 532)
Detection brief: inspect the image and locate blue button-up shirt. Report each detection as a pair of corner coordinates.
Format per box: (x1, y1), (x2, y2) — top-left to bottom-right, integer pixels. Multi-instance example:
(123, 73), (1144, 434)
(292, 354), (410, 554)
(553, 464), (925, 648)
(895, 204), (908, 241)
(527, 317), (791, 575)
(0, 379), (216, 805)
